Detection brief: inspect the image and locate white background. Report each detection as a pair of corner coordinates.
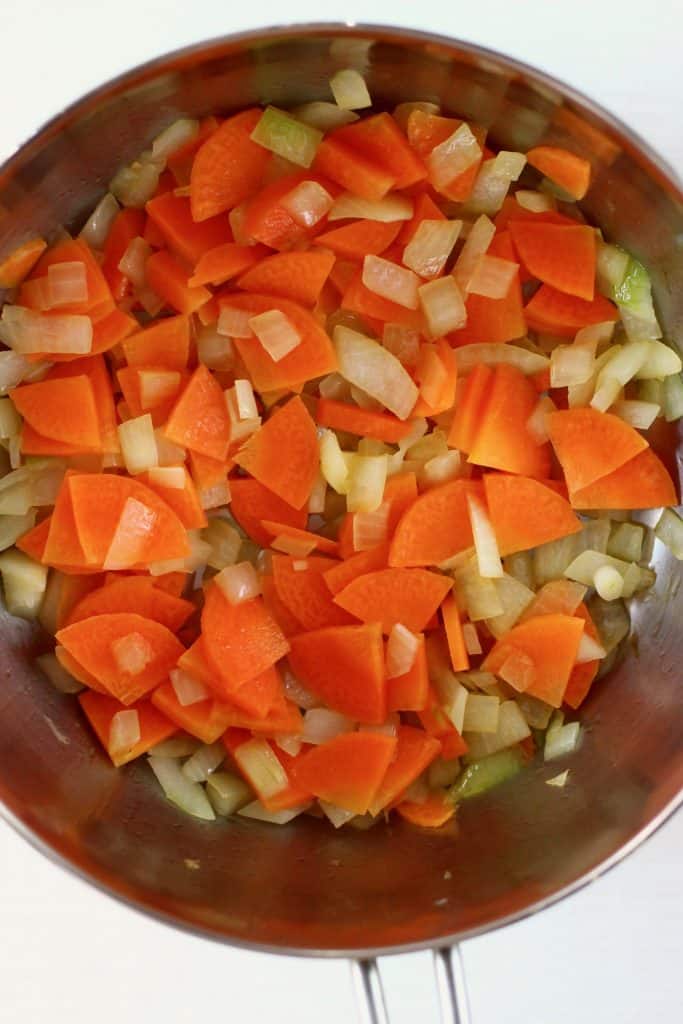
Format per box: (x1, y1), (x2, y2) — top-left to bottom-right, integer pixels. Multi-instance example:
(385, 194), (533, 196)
(1, 1), (682, 1022)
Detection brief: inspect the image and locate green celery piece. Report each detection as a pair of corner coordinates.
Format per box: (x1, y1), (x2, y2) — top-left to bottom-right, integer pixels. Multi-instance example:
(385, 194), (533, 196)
(614, 257), (651, 309)
(448, 747), (524, 802)
(250, 107), (322, 168)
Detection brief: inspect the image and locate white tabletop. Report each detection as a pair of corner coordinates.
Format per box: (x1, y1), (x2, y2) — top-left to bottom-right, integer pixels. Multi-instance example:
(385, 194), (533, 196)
(1, 1), (682, 1021)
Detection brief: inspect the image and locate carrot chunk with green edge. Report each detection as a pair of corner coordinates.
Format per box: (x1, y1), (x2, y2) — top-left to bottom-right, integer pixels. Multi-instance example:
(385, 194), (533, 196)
(483, 474), (582, 555)
(342, 269), (425, 330)
(331, 113), (427, 189)
(272, 554), (355, 631)
(546, 408), (648, 494)
(389, 479), (479, 568)
(333, 567), (452, 634)
(67, 473), (189, 568)
(0, 237), (47, 288)
(524, 283), (618, 337)
(441, 595), (469, 672)
(369, 725), (441, 815)
(387, 633), (430, 712)
(290, 732), (397, 814)
(569, 446), (677, 510)
(526, 146), (591, 200)
(12, 376), (101, 452)
(163, 363), (231, 460)
(287, 622), (386, 723)
(313, 137), (396, 201)
(449, 273), (526, 345)
(483, 613), (585, 707)
(234, 396), (319, 510)
(237, 250), (336, 308)
(190, 108), (270, 221)
(65, 577), (193, 631)
(101, 209), (146, 301)
(509, 222), (596, 300)
(229, 477), (307, 547)
(151, 683), (235, 744)
(122, 315), (190, 370)
(323, 542), (389, 595)
(563, 603), (601, 710)
(315, 398), (413, 444)
(79, 691), (177, 767)
(467, 364), (552, 479)
(219, 292), (338, 391)
(145, 192), (230, 265)
(138, 468), (208, 531)
(397, 791), (455, 828)
(260, 521), (339, 556)
(146, 249), (212, 315)
(189, 242), (267, 287)
(201, 581), (290, 692)
(316, 219), (401, 259)
(56, 612), (184, 704)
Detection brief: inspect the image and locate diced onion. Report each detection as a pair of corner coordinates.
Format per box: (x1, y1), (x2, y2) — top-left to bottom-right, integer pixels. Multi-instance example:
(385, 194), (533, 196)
(464, 701), (531, 758)
(596, 242), (630, 297)
(238, 801), (309, 824)
(318, 372), (350, 400)
(462, 622), (482, 655)
(330, 68), (372, 110)
(544, 717), (582, 761)
(453, 215), (496, 291)
(233, 738), (289, 800)
(0, 549), (47, 619)
(347, 454), (388, 514)
(46, 261), (88, 307)
(661, 374), (683, 422)
(109, 709), (141, 757)
(593, 563), (625, 601)
(138, 369), (181, 410)
(110, 156), (162, 209)
(0, 351), (35, 393)
(225, 387), (261, 443)
(352, 503), (390, 551)
(465, 152), (526, 215)
(362, 255), (420, 310)
(203, 518), (242, 570)
(118, 413), (158, 474)
(319, 801), (357, 828)
(148, 756), (215, 820)
(214, 561), (261, 604)
(79, 192), (120, 249)
(0, 512), (36, 553)
(249, 309), (302, 362)
(612, 399), (660, 429)
(334, 325), (419, 420)
(301, 708), (355, 744)
(359, 713), (400, 738)
(462, 693), (500, 734)
(497, 649), (536, 691)
(231, 378), (257, 421)
(281, 180), (334, 227)
(275, 734), (303, 758)
(197, 326), (235, 370)
(607, 522), (644, 563)
(104, 496), (157, 570)
(418, 276), (467, 337)
(0, 306), (92, 355)
(327, 193), (413, 223)
(182, 742), (225, 783)
(575, 632), (606, 663)
(420, 450), (462, 488)
(402, 220), (462, 280)
(467, 493), (503, 578)
(292, 101), (360, 131)
(206, 771), (253, 816)
(118, 236), (152, 289)
(526, 395), (556, 444)
(520, 579), (587, 620)
(228, 203), (253, 246)
(456, 343), (548, 375)
(467, 255), (517, 299)
(516, 693), (554, 729)
(150, 736), (201, 758)
(148, 529), (211, 576)
(428, 123), (482, 190)
(550, 344), (595, 388)
(170, 667), (210, 707)
(546, 769), (570, 787)
(634, 339), (682, 380)
(486, 574), (535, 637)
(151, 118), (199, 162)
(36, 651), (83, 694)
(217, 306), (254, 338)
(386, 623), (419, 678)
(271, 533), (315, 557)
(154, 430), (186, 467)
(111, 631), (154, 675)
(434, 675), (468, 733)
(515, 189), (556, 212)
(307, 472), (327, 515)
(655, 508), (683, 560)
(393, 100), (440, 128)
(147, 465), (185, 490)
(319, 428), (350, 493)
(251, 106), (322, 169)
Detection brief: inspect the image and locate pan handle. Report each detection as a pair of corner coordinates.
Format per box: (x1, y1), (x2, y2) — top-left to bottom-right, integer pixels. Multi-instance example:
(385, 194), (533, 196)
(351, 946), (472, 1024)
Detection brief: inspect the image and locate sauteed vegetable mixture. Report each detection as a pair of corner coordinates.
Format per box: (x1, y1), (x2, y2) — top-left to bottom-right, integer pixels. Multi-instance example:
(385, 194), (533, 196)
(0, 66), (681, 829)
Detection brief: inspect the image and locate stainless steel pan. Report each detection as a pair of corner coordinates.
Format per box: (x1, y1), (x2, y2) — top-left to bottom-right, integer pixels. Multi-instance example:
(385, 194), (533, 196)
(0, 25), (681, 1023)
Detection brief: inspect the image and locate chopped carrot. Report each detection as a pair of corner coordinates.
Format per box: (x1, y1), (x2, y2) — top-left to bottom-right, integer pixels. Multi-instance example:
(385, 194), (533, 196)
(524, 283), (618, 337)
(569, 446), (677, 509)
(441, 595), (469, 672)
(16, 516), (51, 562)
(122, 315), (190, 370)
(398, 191), (446, 245)
(260, 521), (339, 556)
(316, 219), (401, 259)
(145, 250), (212, 314)
(412, 339), (458, 417)
(342, 269), (425, 330)
(151, 683), (235, 744)
(316, 397), (413, 444)
(21, 238), (113, 316)
(261, 573), (303, 637)
(370, 725), (441, 813)
(333, 567), (452, 634)
(229, 478), (307, 547)
(46, 356), (119, 455)
(189, 242), (266, 287)
(56, 645), (108, 692)
(389, 479), (478, 568)
(65, 576), (194, 630)
(494, 198), (576, 231)
(468, 364), (552, 479)
(450, 273), (526, 345)
(234, 396), (319, 510)
(383, 472), (419, 536)
(145, 191), (230, 264)
(546, 408), (648, 493)
(509, 222), (596, 300)
(526, 146), (591, 200)
(79, 691), (177, 766)
(313, 137), (396, 201)
(138, 468), (208, 530)
(331, 113), (427, 189)
(397, 791), (454, 828)
(44, 475), (90, 568)
(483, 613), (585, 707)
(272, 553), (354, 631)
(0, 237), (47, 288)
(288, 622), (386, 723)
(447, 364), (493, 452)
(12, 376), (101, 452)
(386, 633), (430, 712)
(406, 110), (486, 201)
(290, 732), (397, 814)
(563, 603), (601, 709)
(483, 473), (582, 555)
(101, 209), (146, 301)
(323, 543), (389, 595)
(188, 451), (231, 492)
(237, 250), (336, 308)
(164, 363), (231, 460)
(190, 108), (270, 221)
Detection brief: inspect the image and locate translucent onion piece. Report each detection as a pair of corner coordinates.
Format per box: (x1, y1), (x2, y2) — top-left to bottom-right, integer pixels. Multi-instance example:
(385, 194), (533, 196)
(465, 152), (526, 216)
(462, 622), (482, 656)
(347, 454), (388, 514)
(197, 326), (235, 370)
(593, 564), (625, 601)
(486, 574), (535, 638)
(550, 344), (595, 388)
(109, 709), (141, 757)
(104, 496), (157, 570)
(237, 801), (309, 824)
(526, 395), (556, 444)
(0, 549), (47, 619)
(272, 533), (317, 557)
(382, 324), (421, 367)
(516, 693), (554, 730)
(47, 261), (88, 307)
(0, 511), (36, 553)
(149, 735), (201, 758)
(362, 255), (420, 310)
(655, 508), (683, 560)
(465, 254), (517, 300)
(154, 430), (186, 467)
(453, 555), (504, 621)
(0, 306), (92, 355)
(330, 68), (372, 110)
(0, 351), (34, 393)
(634, 339), (682, 380)
(217, 306), (254, 339)
(434, 674), (468, 732)
(319, 428), (351, 494)
(203, 518), (242, 570)
(662, 374), (683, 422)
(334, 326), (419, 420)
(544, 719), (582, 762)
(249, 309), (302, 362)
(393, 100), (440, 129)
(182, 742), (225, 783)
(420, 450), (462, 488)
(281, 180), (334, 227)
(575, 632), (606, 663)
(455, 343), (548, 375)
(147, 465), (186, 490)
(359, 713), (400, 738)
(418, 276), (467, 337)
(228, 203), (253, 246)
(79, 192), (120, 249)
(453, 214), (496, 291)
(138, 369), (181, 410)
(225, 387), (261, 443)
(118, 236), (152, 289)
(151, 118), (199, 162)
(307, 472), (327, 515)
(497, 648), (536, 691)
(251, 107), (322, 169)
(110, 157), (162, 209)
(467, 493), (503, 578)
(111, 631), (154, 675)
(428, 123), (482, 191)
(206, 771), (253, 816)
(607, 522), (644, 563)
(214, 561), (261, 605)
(612, 399), (660, 430)
(385, 623), (419, 678)
(464, 701), (531, 759)
(275, 734), (303, 757)
(546, 769), (570, 787)
(36, 651), (84, 694)
(327, 193), (413, 223)
(148, 756), (215, 820)
(170, 667), (210, 707)
(596, 242), (630, 297)
(462, 693), (500, 734)
(292, 101), (360, 131)
(148, 529), (211, 576)
(318, 372), (350, 400)
(319, 801), (357, 828)
(352, 503), (390, 551)
(117, 413), (159, 475)
(8, 436), (21, 470)
(283, 669), (319, 710)
(301, 708), (355, 745)
(233, 739), (289, 799)
(515, 189), (556, 212)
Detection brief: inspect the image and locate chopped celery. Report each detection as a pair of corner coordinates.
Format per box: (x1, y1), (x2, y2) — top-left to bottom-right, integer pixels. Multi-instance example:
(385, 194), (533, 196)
(0, 549), (47, 619)
(449, 747), (524, 801)
(614, 257), (662, 342)
(206, 771), (252, 816)
(251, 107), (322, 169)
(607, 522), (644, 563)
(661, 373), (683, 422)
(428, 756), (462, 788)
(596, 241), (629, 297)
(655, 508), (683, 560)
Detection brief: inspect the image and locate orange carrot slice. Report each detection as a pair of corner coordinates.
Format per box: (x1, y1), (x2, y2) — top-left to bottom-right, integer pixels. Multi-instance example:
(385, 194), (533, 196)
(524, 283), (618, 337)
(65, 577), (194, 630)
(441, 595), (469, 672)
(323, 543), (389, 595)
(145, 191), (230, 264)
(0, 237), (47, 288)
(563, 603), (601, 709)
(290, 732), (397, 814)
(386, 634), (430, 712)
(315, 397), (413, 444)
(44, 476), (90, 568)
(450, 273), (526, 345)
(370, 725), (441, 813)
(272, 554), (354, 631)
(313, 137), (396, 201)
(447, 364), (493, 452)
(151, 683), (235, 744)
(316, 219), (401, 259)
(79, 691), (176, 766)
(190, 108), (270, 221)
(122, 315), (190, 370)
(483, 613), (585, 707)
(260, 521), (339, 556)
(397, 791), (455, 827)
(412, 339), (458, 418)
(189, 242), (267, 287)
(389, 479), (478, 567)
(56, 612), (185, 704)
(342, 269), (425, 330)
(288, 622), (386, 723)
(331, 113), (427, 189)
(398, 191), (446, 245)
(234, 396), (319, 510)
(229, 478), (307, 547)
(546, 408), (648, 493)
(468, 364), (551, 479)
(261, 574), (303, 637)
(333, 567), (452, 634)
(101, 209), (146, 301)
(56, 645), (108, 692)
(21, 237), (113, 316)
(45, 356), (119, 455)
(146, 250), (212, 314)
(237, 250), (336, 307)
(569, 446), (677, 509)
(483, 473), (582, 555)
(509, 222), (596, 300)
(12, 376), (101, 451)
(138, 468), (208, 531)
(164, 363), (231, 460)
(526, 146), (591, 200)
(383, 472), (419, 536)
